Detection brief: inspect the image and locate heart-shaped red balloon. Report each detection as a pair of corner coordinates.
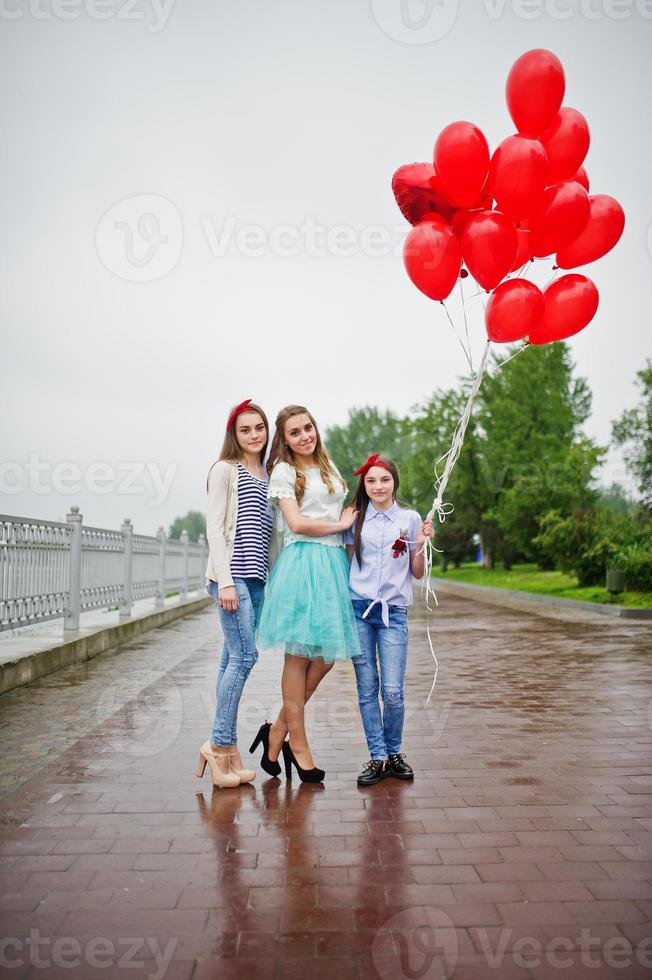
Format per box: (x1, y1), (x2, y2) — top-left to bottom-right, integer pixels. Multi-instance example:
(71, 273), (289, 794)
(403, 221), (462, 302)
(556, 195), (625, 269)
(485, 278), (544, 343)
(529, 180), (590, 257)
(434, 121), (490, 208)
(392, 163), (456, 227)
(489, 135), (548, 222)
(461, 210), (518, 291)
(541, 107), (590, 183)
(529, 274), (599, 345)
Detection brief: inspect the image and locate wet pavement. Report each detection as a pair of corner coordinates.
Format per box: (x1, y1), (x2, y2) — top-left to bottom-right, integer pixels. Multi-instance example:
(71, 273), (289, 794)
(0, 594), (651, 979)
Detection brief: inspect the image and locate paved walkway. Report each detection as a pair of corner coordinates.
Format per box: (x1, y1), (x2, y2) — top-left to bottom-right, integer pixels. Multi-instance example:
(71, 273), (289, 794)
(0, 595), (650, 979)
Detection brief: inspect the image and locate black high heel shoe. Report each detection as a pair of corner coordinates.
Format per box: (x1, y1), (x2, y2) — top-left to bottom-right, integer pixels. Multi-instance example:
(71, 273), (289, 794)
(281, 741), (325, 783)
(249, 721), (282, 777)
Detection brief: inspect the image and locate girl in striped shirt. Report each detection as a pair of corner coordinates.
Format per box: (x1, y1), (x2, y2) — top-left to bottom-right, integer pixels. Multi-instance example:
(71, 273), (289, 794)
(196, 399), (274, 789)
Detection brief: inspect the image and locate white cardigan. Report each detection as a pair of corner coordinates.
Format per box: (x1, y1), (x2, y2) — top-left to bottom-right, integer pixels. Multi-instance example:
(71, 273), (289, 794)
(204, 460), (238, 588)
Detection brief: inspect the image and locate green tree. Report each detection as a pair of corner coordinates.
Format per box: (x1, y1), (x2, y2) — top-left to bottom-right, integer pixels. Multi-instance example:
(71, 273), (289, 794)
(612, 361), (652, 512)
(473, 343), (604, 567)
(598, 482), (637, 517)
(403, 386), (481, 567)
(169, 511), (206, 543)
(325, 407), (409, 498)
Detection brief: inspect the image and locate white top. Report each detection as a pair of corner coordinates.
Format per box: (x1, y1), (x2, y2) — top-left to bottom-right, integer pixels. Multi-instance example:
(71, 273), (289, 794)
(267, 461), (345, 549)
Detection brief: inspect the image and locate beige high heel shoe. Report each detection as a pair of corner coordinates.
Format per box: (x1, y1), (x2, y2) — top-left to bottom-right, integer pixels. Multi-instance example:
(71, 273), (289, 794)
(195, 741), (240, 788)
(228, 749), (256, 784)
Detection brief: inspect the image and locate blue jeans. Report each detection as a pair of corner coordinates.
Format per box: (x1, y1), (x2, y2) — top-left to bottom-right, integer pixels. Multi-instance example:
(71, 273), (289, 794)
(206, 577), (265, 746)
(351, 599), (408, 760)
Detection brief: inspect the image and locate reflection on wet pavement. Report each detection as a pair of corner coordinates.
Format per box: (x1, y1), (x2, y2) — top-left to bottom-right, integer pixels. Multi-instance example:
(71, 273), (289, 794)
(0, 594), (650, 978)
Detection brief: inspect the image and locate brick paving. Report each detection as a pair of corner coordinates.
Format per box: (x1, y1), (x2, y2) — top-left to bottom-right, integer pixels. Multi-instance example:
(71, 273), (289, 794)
(0, 595), (650, 979)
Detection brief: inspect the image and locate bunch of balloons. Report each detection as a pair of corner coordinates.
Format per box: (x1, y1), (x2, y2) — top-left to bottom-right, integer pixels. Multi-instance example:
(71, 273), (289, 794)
(394, 49), (625, 346)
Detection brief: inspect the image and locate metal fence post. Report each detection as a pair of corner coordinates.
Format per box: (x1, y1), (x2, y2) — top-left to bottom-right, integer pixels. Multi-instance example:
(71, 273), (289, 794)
(64, 506), (82, 633)
(198, 533), (206, 592)
(181, 529), (189, 601)
(119, 518), (133, 619)
(156, 526), (166, 608)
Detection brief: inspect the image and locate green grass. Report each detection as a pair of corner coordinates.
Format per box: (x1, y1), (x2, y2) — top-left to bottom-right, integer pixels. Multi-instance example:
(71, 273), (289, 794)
(433, 562), (652, 609)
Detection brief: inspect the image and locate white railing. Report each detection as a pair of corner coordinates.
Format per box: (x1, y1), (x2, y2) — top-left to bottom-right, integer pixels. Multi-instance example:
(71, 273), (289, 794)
(0, 507), (208, 633)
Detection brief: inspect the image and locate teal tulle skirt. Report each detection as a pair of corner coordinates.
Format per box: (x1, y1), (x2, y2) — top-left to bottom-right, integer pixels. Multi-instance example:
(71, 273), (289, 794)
(256, 541), (361, 662)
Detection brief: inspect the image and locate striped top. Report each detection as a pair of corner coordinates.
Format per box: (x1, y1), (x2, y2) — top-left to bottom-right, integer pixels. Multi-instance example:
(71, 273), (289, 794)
(230, 463), (274, 582)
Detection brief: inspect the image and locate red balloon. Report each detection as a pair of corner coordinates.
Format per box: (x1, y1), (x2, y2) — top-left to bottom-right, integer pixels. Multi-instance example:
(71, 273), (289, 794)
(529, 274), (599, 345)
(529, 181), (590, 257)
(541, 107), (590, 182)
(403, 221), (462, 301)
(434, 121), (490, 208)
(572, 166), (590, 192)
(485, 278), (545, 343)
(489, 135), (548, 221)
(506, 49), (565, 137)
(460, 210), (518, 291)
(556, 194), (625, 269)
(510, 224), (532, 272)
(392, 163), (456, 226)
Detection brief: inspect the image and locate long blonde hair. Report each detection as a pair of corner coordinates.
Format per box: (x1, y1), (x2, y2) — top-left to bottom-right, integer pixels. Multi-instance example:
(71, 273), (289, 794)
(267, 404), (345, 504)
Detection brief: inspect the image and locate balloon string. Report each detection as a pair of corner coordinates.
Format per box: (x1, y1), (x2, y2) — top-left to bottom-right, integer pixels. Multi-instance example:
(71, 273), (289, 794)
(493, 340), (530, 371)
(545, 267), (561, 289)
(426, 339), (491, 526)
(441, 300), (473, 373)
(458, 277), (473, 372)
(419, 339), (491, 703)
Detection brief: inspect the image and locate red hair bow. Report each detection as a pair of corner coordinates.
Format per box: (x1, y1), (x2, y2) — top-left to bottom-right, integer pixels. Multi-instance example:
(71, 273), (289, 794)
(227, 399), (253, 430)
(353, 453), (391, 477)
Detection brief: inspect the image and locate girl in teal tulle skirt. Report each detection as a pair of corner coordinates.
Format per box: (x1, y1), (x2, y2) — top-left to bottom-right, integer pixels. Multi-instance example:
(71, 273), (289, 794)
(253, 404), (360, 780)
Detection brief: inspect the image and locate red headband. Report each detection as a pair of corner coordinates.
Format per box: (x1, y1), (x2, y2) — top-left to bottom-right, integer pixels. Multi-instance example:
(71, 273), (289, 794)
(353, 453), (392, 477)
(227, 399), (253, 430)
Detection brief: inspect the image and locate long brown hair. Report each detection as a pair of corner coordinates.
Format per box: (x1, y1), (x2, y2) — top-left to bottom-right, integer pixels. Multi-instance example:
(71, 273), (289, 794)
(206, 401), (270, 490)
(351, 454), (401, 565)
(267, 404), (345, 505)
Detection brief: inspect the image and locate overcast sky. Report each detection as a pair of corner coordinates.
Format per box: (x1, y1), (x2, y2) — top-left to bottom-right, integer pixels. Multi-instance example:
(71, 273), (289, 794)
(1, 0), (650, 535)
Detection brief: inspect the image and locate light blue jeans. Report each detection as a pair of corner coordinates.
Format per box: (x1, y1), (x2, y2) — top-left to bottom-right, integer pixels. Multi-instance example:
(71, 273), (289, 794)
(351, 599), (408, 760)
(207, 577), (265, 746)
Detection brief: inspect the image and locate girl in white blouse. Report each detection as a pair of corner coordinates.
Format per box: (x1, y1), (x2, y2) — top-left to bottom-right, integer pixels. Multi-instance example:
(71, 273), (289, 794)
(252, 404), (360, 782)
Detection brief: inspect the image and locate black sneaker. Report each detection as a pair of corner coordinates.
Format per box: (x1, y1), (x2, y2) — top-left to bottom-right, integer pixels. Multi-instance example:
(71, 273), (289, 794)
(357, 759), (386, 786)
(385, 753), (414, 780)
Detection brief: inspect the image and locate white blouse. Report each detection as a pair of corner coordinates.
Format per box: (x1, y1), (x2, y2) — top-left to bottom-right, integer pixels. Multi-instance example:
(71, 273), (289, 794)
(267, 461), (345, 549)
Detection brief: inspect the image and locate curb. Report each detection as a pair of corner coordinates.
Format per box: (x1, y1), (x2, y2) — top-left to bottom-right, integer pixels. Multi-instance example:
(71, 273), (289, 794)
(431, 577), (652, 622)
(0, 595), (213, 695)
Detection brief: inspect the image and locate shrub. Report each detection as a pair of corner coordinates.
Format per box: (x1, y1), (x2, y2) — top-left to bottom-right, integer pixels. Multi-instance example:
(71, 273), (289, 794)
(612, 543), (652, 592)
